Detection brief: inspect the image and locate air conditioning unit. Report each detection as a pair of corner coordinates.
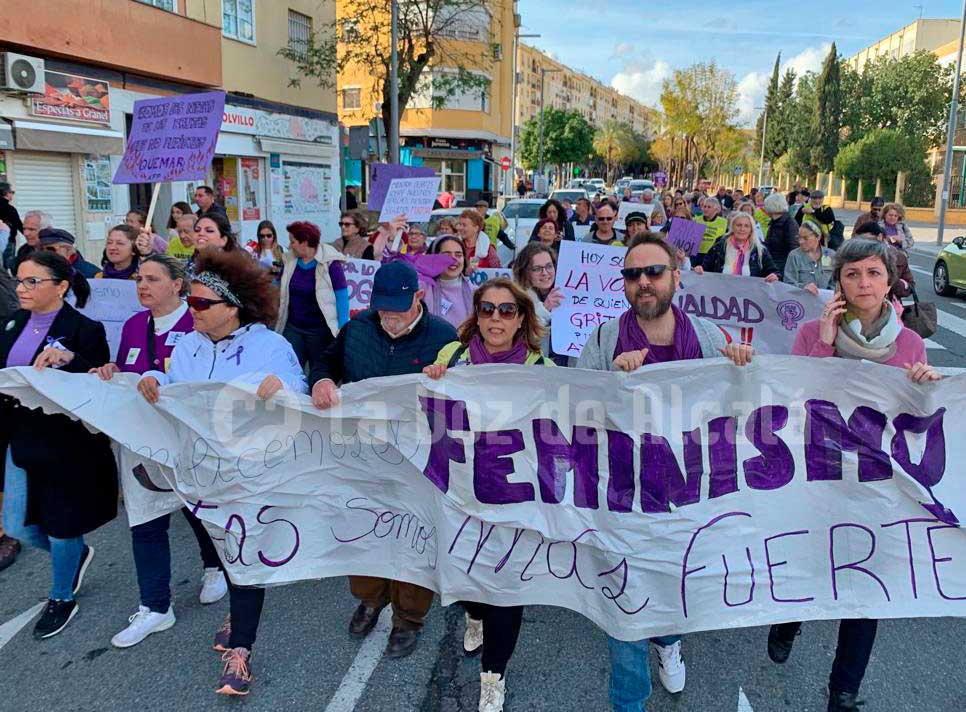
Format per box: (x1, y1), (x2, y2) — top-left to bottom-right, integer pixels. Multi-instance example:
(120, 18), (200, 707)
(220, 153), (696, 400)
(1, 53), (45, 94)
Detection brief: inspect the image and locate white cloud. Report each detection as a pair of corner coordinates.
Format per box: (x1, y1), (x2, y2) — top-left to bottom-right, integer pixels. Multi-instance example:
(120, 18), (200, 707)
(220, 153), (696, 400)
(735, 42), (830, 126)
(612, 42), (635, 59)
(610, 60), (672, 109)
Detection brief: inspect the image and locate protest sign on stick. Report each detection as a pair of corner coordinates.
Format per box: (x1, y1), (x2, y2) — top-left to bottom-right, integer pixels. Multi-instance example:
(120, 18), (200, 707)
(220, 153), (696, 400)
(368, 164), (436, 211)
(113, 91), (226, 229)
(666, 219), (707, 256)
(378, 177), (442, 223)
(74, 279), (142, 360)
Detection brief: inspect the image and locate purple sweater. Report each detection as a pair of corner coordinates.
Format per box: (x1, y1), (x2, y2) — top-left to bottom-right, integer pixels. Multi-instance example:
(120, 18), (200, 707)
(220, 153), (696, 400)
(792, 318), (927, 368)
(117, 308), (194, 374)
(7, 309), (60, 367)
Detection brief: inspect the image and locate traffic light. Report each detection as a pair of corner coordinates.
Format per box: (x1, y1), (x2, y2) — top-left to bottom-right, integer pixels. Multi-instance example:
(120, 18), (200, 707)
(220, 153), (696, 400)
(573, 166), (581, 176)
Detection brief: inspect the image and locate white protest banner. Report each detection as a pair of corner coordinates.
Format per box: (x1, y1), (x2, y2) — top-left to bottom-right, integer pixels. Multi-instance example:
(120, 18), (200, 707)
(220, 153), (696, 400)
(0, 360), (962, 642)
(76, 279), (143, 360)
(469, 267), (513, 287)
(551, 240), (827, 357)
(378, 176), (442, 223)
(614, 201), (637, 230)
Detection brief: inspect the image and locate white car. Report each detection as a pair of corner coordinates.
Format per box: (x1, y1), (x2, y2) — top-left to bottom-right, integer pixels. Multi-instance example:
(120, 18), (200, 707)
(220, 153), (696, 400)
(586, 178), (606, 193)
(550, 189), (588, 206)
(426, 208), (516, 267)
(629, 179), (656, 200)
(502, 198), (545, 255)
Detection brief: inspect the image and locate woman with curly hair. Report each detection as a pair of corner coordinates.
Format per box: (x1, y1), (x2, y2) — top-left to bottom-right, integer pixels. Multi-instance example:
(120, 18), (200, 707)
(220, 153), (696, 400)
(423, 277), (550, 712)
(334, 210), (375, 259)
(528, 198), (575, 243)
(135, 248), (307, 697)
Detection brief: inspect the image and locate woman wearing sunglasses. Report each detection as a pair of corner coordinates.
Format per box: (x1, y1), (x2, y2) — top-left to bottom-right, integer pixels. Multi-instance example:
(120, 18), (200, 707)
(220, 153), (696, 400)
(89, 254), (229, 648)
(254, 220), (284, 280)
(0, 251), (116, 640)
(136, 249), (307, 697)
(334, 210), (375, 259)
(423, 277), (549, 712)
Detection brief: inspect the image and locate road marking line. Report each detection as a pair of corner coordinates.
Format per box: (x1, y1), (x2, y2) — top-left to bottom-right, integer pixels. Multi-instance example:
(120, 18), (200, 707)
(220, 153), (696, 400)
(738, 686), (754, 712)
(323, 607), (392, 712)
(910, 266), (933, 278)
(924, 339), (947, 351)
(938, 308), (966, 336)
(0, 602), (44, 652)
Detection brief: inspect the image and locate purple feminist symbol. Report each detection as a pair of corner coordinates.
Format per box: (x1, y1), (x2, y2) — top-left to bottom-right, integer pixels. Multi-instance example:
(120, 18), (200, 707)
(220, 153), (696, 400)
(776, 300), (805, 331)
(224, 345), (244, 366)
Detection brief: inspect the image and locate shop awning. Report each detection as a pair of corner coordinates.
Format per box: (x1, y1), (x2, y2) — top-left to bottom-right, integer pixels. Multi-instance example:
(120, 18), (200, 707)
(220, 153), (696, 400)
(257, 136), (335, 160)
(0, 121), (13, 150)
(12, 120), (124, 155)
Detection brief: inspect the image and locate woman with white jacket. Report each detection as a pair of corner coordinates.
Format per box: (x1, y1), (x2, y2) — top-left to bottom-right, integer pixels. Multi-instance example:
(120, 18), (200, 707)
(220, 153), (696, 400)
(137, 248), (307, 697)
(512, 242), (564, 363)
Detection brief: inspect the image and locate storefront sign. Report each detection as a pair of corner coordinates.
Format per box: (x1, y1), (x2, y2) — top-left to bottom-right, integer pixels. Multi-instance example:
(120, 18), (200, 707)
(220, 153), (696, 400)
(30, 70), (111, 125)
(221, 105), (334, 144)
(114, 91), (226, 184)
(411, 148), (482, 160)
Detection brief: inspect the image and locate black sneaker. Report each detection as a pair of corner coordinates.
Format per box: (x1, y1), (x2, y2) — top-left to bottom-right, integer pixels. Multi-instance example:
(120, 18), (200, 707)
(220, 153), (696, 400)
(72, 545), (94, 596)
(33, 599), (79, 639)
(828, 688), (864, 711)
(767, 623), (800, 663)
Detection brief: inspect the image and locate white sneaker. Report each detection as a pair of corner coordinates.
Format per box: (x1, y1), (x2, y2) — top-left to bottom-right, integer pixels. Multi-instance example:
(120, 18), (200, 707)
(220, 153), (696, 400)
(655, 640), (686, 693)
(478, 672), (506, 712)
(463, 613), (483, 654)
(200, 568), (228, 604)
(111, 605), (176, 648)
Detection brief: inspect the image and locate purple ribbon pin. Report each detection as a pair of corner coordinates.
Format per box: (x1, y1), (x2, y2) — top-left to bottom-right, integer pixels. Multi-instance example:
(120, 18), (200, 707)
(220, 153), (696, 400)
(225, 345), (244, 366)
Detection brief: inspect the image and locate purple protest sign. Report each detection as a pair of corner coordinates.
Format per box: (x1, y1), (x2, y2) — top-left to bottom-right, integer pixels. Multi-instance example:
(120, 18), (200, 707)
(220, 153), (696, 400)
(666, 218), (707, 256)
(368, 163), (436, 211)
(113, 91), (226, 184)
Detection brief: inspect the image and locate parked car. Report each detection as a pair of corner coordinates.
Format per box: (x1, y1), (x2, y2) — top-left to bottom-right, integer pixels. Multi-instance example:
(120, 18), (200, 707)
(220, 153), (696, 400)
(550, 189), (588, 206)
(933, 235), (966, 297)
(585, 178), (606, 193)
(613, 178), (631, 196)
(629, 179), (656, 199)
(502, 198), (545, 255)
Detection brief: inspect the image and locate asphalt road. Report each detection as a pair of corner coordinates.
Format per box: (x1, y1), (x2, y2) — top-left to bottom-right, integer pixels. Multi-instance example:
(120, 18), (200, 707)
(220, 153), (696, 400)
(2, 210), (965, 711)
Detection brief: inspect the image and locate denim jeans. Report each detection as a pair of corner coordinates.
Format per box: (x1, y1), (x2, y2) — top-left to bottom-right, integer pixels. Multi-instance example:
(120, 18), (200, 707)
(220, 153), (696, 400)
(131, 508), (223, 613)
(607, 635), (681, 712)
(2, 449), (85, 600)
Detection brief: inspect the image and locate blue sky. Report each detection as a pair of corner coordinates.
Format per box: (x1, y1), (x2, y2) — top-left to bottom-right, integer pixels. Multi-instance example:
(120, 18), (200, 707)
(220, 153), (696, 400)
(516, 0), (964, 125)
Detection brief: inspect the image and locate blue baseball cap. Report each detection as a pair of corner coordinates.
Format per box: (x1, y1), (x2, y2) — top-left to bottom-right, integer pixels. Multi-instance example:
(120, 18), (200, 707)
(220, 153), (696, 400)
(370, 261), (420, 312)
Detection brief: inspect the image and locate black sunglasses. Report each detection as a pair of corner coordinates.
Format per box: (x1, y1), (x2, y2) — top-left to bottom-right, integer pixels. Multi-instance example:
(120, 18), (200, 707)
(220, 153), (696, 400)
(187, 295), (227, 311)
(258, 232), (274, 239)
(621, 265), (671, 280)
(596, 216), (614, 221)
(477, 301), (519, 319)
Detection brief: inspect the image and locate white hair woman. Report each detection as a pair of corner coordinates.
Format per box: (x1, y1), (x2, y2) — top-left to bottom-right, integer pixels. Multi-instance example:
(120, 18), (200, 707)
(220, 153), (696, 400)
(695, 211), (779, 281)
(773, 238), (939, 712)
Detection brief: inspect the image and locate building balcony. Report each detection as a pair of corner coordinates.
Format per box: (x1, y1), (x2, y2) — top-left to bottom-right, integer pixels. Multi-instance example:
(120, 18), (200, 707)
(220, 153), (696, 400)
(0, 0), (222, 87)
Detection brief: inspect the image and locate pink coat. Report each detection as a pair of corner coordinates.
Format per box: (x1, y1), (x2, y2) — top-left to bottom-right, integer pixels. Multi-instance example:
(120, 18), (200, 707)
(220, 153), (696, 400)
(792, 318), (927, 368)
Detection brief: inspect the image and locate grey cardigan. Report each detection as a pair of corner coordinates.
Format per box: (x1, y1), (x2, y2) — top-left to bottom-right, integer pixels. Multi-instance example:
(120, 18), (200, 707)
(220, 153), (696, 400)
(576, 312), (726, 371)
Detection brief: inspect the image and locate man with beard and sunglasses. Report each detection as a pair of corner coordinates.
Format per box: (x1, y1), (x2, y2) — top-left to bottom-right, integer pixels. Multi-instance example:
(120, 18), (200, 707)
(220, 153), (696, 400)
(576, 233), (753, 712)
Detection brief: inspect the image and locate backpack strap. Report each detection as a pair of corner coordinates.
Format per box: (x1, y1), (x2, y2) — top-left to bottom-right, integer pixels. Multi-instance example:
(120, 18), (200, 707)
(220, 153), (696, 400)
(446, 343), (469, 368)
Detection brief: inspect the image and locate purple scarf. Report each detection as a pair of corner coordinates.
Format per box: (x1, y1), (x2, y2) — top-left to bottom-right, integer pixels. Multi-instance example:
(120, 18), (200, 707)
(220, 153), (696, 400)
(614, 304), (703, 363)
(101, 261), (138, 280)
(468, 333), (529, 364)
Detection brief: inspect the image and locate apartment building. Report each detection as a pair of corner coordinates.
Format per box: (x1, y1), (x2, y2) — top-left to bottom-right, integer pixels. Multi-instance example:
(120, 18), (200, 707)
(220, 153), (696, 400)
(337, 0), (516, 202)
(0, 0), (339, 252)
(846, 18), (961, 72)
(516, 43), (654, 137)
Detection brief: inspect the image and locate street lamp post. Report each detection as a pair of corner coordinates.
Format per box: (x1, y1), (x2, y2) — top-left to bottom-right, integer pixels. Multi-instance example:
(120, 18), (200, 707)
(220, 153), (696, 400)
(938, 0), (966, 245)
(537, 67), (561, 184)
(507, 32), (541, 197)
(389, 0), (400, 164)
(757, 105), (768, 189)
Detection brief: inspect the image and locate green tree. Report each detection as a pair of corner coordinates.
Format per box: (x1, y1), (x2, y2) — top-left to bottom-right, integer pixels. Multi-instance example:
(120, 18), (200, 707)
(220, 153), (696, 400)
(592, 120), (635, 183)
(781, 72), (817, 178)
(278, 0), (493, 157)
(811, 43), (841, 172)
(756, 53), (781, 162)
(771, 68), (796, 160)
(845, 51), (953, 147)
(519, 108), (595, 171)
(833, 128), (933, 204)
(660, 61), (739, 183)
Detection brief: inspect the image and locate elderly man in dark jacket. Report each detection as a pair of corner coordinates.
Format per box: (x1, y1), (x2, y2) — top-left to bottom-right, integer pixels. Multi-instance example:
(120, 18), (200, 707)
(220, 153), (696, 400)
(763, 192), (800, 278)
(310, 260), (456, 659)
